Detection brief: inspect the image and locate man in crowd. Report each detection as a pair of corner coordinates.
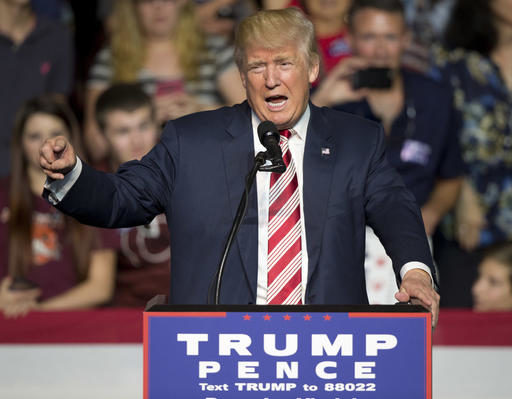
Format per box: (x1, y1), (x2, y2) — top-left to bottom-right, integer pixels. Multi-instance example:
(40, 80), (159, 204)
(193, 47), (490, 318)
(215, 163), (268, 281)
(312, 0), (464, 303)
(94, 84), (171, 307)
(0, 0), (73, 177)
(39, 8), (439, 324)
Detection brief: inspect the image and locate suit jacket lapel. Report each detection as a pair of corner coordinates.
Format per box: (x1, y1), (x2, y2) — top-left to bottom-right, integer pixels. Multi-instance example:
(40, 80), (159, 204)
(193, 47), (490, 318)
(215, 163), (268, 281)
(221, 102), (258, 301)
(303, 104), (336, 285)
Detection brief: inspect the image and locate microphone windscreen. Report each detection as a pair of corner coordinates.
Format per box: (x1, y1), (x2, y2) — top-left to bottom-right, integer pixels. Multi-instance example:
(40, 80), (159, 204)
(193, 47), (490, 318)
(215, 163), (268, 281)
(257, 121), (279, 144)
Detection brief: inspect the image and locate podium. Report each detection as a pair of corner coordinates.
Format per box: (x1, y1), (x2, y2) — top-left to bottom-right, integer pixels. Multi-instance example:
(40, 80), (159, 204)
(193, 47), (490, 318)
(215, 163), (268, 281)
(143, 303), (431, 399)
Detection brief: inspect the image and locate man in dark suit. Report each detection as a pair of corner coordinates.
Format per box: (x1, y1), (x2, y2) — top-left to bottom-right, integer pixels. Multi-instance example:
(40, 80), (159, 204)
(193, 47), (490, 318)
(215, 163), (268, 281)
(39, 8), (439, 324)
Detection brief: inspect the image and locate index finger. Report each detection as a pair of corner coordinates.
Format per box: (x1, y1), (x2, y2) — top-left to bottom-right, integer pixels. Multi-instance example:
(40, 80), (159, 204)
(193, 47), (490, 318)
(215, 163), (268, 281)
(329, 56), (368, 78)
(405, 280), (434, 307)
(342, 57), (371, 72)
(53, 136), (68, 153)
(404, 281), (440, 326)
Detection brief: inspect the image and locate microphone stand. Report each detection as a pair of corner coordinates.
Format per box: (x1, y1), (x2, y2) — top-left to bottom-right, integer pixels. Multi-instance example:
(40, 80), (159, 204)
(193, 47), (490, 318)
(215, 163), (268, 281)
(209, 152), (285, 305)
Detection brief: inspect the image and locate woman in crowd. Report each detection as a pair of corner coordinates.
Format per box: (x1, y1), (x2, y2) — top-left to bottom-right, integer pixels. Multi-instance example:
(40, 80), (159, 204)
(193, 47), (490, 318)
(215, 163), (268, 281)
(431, 0), (512, 306)
(472, 244), (512, 312)
(84, 0), (245, 161)
(0, 95), (117, 317)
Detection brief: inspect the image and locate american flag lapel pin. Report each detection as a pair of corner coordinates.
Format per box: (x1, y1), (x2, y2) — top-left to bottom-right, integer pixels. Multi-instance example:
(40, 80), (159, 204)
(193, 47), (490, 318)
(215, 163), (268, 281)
(321, 147), (331, 157)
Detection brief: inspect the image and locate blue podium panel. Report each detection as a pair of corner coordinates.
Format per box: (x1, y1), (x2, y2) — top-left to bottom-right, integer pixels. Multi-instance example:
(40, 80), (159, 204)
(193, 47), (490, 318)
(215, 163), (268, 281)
(144, 306), (431, 399)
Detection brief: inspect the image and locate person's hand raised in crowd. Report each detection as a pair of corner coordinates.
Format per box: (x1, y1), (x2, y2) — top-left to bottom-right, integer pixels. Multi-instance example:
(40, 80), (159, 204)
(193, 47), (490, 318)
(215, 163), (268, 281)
(455, 179), (487, 251)
(311, 56), (371, 107)
(39, 136), (77, 180)
(0, 277), (41, 319)
(154, 92), (201, 124)
(395, 269), (440, 328)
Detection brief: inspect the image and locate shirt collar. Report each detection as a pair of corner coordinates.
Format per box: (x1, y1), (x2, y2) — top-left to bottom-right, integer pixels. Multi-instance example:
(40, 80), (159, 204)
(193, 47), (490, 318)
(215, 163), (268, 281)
(251, 105), (310, 142)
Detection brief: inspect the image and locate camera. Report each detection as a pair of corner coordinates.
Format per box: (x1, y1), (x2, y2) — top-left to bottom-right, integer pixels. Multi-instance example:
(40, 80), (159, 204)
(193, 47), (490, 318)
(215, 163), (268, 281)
(351, 67), (393, 90)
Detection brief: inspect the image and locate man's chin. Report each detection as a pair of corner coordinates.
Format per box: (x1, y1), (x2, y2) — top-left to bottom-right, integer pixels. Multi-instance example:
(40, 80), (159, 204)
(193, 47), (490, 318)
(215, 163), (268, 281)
(254, 108), (294, 130)
(263, 114), (292, 129)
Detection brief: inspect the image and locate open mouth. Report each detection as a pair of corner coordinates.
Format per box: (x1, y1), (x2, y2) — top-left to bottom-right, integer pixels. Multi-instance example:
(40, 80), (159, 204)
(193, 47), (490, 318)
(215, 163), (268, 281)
(265, 95), (288, 110)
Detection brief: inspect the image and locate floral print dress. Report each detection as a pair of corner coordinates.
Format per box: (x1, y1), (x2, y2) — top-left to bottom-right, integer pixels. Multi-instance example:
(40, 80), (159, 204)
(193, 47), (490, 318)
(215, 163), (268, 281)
(430, 47), (512, 246)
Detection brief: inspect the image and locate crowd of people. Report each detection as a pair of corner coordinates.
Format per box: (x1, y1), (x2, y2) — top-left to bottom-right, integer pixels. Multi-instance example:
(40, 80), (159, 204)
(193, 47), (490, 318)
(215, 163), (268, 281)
(1, 0), (511, 317)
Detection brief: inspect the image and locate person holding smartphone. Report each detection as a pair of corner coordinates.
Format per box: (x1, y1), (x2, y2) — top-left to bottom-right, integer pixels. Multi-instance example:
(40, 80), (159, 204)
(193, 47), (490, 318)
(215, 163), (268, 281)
(312, 0), (464, 304)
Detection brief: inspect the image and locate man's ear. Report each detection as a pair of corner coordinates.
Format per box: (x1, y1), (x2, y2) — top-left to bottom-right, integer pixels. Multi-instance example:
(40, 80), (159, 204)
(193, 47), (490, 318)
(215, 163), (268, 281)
(308, 58), (320, 84)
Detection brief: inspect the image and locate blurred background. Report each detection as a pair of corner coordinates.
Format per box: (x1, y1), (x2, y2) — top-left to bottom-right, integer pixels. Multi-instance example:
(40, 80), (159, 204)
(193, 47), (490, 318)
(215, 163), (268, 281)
(0, 1), (511, 398)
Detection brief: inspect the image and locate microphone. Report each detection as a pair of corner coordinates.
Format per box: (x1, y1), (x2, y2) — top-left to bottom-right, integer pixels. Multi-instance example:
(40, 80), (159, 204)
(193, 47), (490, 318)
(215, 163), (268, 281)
(257, 121), (286, 173)
(208, 122), (284, 304)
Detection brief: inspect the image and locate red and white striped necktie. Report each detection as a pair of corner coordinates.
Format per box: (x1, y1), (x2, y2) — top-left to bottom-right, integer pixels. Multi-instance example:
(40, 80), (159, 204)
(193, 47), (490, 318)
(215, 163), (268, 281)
(267, 129), (303, 305)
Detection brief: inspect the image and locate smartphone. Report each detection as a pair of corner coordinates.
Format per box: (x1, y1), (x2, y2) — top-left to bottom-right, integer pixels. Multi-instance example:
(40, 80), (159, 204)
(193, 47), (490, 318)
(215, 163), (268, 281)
(351, 67), (393, 90)
(9, 276), (39, 291)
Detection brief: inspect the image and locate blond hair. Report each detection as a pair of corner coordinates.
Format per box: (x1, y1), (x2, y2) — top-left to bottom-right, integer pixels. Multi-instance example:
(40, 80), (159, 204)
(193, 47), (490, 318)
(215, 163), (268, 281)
(110, 0), (203, 82)
(234, 8), (319, 71)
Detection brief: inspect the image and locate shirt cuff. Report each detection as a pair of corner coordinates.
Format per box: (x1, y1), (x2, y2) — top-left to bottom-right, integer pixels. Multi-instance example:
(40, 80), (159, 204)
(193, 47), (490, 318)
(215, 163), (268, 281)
(43, 157), (82, 205)
(400, 261), (434, 288)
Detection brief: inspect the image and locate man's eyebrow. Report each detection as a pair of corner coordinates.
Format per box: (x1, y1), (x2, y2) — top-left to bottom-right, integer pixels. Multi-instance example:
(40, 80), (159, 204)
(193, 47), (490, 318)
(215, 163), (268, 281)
(274, 55), (294, 63)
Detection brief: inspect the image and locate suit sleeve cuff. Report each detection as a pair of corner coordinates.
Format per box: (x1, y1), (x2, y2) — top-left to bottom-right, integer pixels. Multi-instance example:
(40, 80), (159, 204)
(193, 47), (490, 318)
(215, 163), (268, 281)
(43, 157), (82, 205)
(400, 261), (434, 288)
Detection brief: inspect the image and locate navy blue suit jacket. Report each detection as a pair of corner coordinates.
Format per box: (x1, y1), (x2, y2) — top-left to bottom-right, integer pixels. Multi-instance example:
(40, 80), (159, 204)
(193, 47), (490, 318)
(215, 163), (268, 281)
(48, 101), (434, 304)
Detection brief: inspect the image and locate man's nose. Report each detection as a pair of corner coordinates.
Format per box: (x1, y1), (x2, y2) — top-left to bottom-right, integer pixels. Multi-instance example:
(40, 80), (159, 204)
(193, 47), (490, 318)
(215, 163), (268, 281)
(264, 66), (281, 88)
(373, 39), (389, 59)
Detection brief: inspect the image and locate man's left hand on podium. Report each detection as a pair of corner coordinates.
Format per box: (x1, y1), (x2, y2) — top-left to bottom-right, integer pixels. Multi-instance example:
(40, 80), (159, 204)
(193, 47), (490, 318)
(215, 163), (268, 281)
(395, 269), (440, 328)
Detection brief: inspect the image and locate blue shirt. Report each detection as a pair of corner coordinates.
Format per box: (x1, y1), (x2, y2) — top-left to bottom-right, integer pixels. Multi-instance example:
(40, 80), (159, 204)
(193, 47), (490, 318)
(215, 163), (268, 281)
(333, 69), (464, 207)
